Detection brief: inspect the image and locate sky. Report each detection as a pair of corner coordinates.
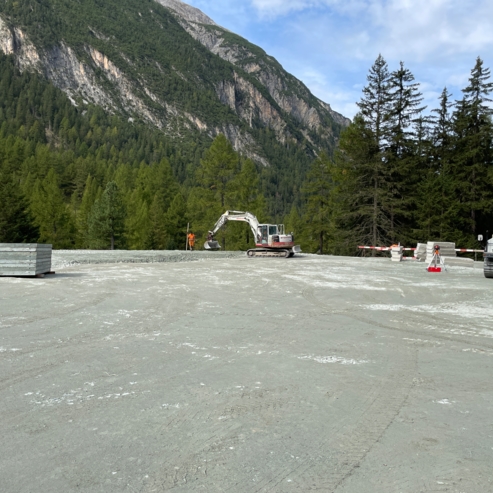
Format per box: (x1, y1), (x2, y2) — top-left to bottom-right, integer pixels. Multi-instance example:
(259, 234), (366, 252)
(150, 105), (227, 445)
(183, 0), (493, 119)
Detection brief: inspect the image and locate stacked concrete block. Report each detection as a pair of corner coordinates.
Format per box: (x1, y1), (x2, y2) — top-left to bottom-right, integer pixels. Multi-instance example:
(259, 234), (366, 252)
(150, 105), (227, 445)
(425, 242), (456, 263)
(391, 245), (403, 262)
(415, 243), (427, 261)
(483, 238), (493, 278)
(0, 244), (52, 277)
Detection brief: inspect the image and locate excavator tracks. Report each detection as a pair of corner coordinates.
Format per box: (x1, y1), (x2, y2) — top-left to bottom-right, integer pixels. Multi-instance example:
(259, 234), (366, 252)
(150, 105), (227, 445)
(247, 249), (292, 258)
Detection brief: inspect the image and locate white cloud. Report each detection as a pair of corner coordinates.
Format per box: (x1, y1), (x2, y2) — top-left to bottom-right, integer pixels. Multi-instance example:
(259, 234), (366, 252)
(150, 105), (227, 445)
(250, 0), (493, 60)
(373, 0), (493, 60)
(250, 0), (365, 18)
(250, 0), (323, 17)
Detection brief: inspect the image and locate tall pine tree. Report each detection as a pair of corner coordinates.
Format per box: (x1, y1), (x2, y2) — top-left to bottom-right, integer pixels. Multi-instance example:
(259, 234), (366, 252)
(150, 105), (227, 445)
(452, 57), (493, 239)
(387, 62), (425, 241)
(88, 181), (126, 250)
(0, 171), (38, 243)
(302, 153), (336, 254)
(336, 55), (394, 252)
(30, 169), (74, 248)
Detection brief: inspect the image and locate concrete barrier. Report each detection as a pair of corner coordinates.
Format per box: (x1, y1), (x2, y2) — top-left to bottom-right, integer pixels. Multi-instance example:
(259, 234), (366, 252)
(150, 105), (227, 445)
(415, 243), (427, 261)
(425, 242), (456, 263)
(391, 245), (403, 262)
(0, 244), (52, 277)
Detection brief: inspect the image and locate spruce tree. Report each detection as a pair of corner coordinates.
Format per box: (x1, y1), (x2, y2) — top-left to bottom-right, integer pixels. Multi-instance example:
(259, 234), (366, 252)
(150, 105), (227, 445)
(30, 169), (74, 248)
(389, 62), (426, 149)
(452, 57), (493, 239)
(125, 189), (151, 249)
(335, 116), (390, 252)
(284, 205), (304, 248)
(88, 181), (126, 250)
(415, 88), (458, 241)
(148, 194), (168, 249)
(163, 193), (188, 250)
(0, 171), (39, 243)
(387, 62), (426, 241)
(302, 152), (336, 254)
(195, 134), (239, 249)
(197, 134), (238, 209)
(228, 158), (265, 248)
(337, 55), (394, 252)
(186, 186), (218, 248)
(357, 54), (392, 154)
(77, 175), (99, 248)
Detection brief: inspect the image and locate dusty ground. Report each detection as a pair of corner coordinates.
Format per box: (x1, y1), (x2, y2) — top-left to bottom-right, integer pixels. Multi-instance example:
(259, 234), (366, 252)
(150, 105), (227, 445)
(1, 252), (492, 492)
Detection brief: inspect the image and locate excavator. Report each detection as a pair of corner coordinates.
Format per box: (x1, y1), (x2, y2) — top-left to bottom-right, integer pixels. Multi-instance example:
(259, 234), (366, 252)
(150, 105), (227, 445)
(204, 210), (301, 258)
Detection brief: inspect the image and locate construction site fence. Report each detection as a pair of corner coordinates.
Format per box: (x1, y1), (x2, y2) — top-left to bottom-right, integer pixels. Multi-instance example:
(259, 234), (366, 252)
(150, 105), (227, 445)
(358, 246), (485, 253)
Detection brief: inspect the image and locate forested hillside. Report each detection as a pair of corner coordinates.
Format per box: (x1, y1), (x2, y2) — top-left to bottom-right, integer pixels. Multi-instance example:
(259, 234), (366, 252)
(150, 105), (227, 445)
(0, 53), (266, 250)
(0, 1), (491, 253)
(2, 52), (491, 253)
(292, 56), (493, 254)
(0, 0), (348, 219)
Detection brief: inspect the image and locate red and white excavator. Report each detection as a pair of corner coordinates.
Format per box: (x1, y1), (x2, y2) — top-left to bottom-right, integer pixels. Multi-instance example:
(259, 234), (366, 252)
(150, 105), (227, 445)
(204, 210), (301, 257)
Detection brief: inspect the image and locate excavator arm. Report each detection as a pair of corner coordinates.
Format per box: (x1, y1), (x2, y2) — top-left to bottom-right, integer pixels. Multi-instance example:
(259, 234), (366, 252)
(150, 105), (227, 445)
(205, 211), (260, 250)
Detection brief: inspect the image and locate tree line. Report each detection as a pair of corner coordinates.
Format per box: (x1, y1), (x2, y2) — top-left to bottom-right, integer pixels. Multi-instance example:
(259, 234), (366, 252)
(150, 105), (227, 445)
(1, 54), (492, 253)
(289, 55), (493, 254)
(0, 132), (264, 250)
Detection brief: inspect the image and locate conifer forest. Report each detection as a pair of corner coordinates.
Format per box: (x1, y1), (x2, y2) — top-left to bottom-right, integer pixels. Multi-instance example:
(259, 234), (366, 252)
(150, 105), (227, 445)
(1, 52), (492, 254)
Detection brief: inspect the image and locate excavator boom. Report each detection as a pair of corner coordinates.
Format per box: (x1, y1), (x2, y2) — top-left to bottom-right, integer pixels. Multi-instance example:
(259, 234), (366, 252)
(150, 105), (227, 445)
(204, 211), (258, 250)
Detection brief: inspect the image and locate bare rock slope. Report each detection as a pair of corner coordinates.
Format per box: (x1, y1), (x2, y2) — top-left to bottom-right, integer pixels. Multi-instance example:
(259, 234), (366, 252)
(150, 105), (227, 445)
(0, 0), (349, 164)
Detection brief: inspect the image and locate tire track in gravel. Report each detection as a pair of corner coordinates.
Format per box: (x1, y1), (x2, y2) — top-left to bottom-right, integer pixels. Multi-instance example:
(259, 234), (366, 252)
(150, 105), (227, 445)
(146, 385), (301, 491)
(302, 287), (493, 351)
(0, 291), (206, 393)
(239, 347), (417, 493)
(295, 349), (416, 492)
(0, 289), (116, 330)
(0, 269), (209, 392)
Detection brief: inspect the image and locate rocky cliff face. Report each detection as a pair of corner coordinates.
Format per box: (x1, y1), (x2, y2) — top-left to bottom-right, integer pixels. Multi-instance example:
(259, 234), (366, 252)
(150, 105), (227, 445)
(159, 0), (349, 130)
(0, 0), (349, 165)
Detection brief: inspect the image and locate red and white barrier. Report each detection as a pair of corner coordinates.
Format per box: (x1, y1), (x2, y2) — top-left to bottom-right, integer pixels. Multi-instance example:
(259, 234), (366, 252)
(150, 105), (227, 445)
(359, 246), (484, 253)
(358, 246), (390, 251)
(358, 246), (416, 251)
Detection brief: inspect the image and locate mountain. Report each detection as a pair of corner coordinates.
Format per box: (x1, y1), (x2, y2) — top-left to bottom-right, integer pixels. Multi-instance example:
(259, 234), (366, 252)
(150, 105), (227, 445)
(0, 0), (349, 168)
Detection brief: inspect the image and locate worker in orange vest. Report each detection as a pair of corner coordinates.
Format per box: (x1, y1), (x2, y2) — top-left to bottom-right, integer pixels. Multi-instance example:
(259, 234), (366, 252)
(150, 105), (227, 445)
(187, 231), (196, 250)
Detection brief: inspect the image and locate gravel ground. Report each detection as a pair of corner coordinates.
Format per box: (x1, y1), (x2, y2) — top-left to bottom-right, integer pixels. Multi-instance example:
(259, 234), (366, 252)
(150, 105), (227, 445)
(1, 252), (492, 492)
(51, 250), (245, 270)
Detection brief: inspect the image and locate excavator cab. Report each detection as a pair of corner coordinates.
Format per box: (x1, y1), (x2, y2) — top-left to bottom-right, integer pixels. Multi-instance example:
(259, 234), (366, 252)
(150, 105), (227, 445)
(259, 225), (268, 244)
(258, 224), (287, 247)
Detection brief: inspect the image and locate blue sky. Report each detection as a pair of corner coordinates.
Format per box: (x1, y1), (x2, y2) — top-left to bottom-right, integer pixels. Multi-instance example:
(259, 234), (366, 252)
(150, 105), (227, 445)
(183, 0), (493, 119)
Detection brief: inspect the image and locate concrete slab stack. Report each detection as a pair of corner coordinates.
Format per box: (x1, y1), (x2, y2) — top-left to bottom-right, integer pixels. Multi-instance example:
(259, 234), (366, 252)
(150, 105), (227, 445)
(485, 238), (493, 278)
(425, 242), (456, 263)
(0, 244), (52, 277)
(391, 245), (403, 262)
(415, 243), (427, 261)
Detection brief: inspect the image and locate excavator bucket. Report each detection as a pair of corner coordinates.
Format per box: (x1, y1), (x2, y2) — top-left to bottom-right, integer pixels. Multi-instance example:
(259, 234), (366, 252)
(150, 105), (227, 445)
(204, 240), (221, 250)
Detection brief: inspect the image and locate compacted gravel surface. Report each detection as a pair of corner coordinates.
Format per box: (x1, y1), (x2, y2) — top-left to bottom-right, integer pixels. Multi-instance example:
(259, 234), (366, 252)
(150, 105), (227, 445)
(1, 251), (492, 492)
